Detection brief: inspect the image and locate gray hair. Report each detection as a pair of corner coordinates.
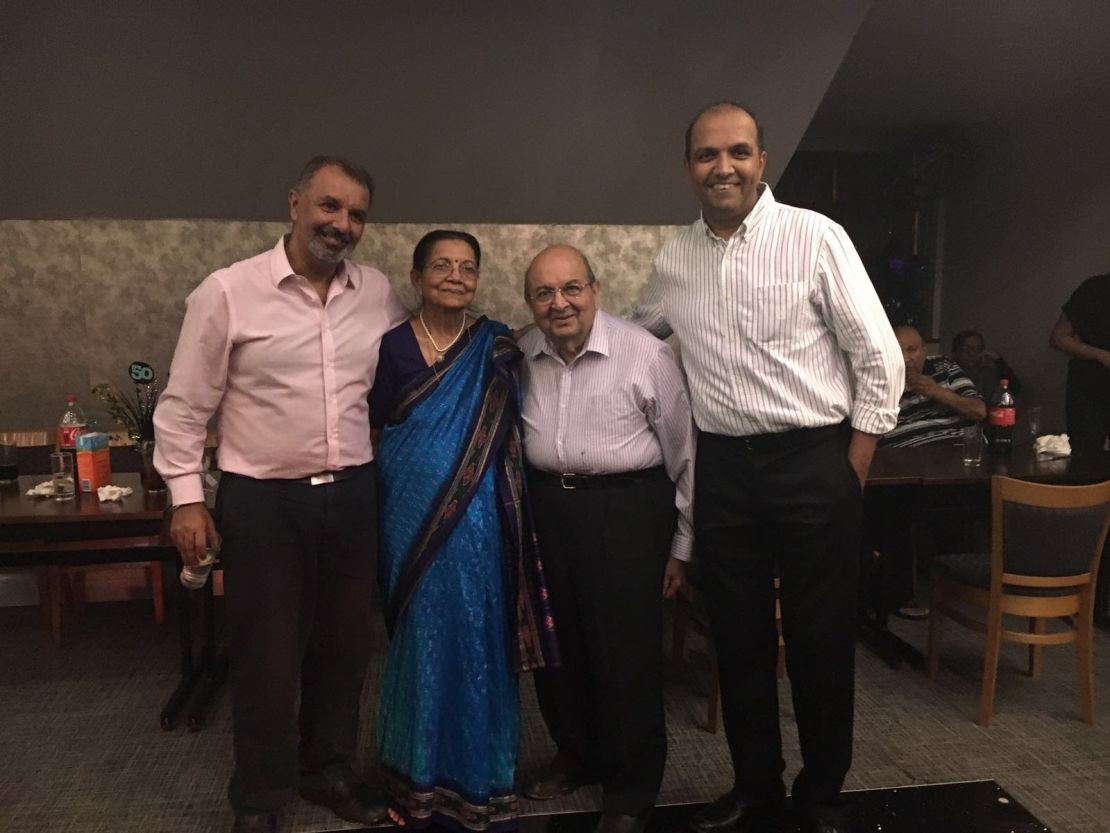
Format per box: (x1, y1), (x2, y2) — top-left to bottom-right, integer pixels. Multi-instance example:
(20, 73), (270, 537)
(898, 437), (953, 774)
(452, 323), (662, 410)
(293, 155), (375, 196)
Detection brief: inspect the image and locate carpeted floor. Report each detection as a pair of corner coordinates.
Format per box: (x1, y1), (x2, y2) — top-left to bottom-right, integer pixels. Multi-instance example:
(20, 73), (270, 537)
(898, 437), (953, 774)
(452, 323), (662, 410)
(0, 595), (1107, 833)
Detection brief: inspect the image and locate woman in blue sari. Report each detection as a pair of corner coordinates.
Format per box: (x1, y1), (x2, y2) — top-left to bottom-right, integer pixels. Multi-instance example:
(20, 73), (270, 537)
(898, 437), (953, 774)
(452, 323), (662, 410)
(370, 230), (558, 833)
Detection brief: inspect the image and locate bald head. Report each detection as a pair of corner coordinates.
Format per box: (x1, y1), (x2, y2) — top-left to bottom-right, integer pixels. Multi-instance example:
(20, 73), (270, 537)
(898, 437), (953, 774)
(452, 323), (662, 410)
(894, 325), (926, 375)
(685, 101), (764, 159)
(524, 245), (601, 362)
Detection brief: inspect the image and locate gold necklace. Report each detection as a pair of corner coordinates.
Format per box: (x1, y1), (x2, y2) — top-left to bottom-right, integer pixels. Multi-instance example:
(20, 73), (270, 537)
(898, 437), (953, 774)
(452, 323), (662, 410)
(418, 309), (466, 360)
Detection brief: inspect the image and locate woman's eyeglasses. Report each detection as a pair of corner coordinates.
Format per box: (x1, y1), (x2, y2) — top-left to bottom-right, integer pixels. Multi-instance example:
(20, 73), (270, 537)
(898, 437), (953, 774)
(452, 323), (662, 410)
(426, 258), (479, 279)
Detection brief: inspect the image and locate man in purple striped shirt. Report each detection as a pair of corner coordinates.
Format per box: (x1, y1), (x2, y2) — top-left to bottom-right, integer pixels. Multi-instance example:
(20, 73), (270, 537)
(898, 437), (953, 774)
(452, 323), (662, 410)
(518, 245), (695, 833)
(632, 102), (903, 833)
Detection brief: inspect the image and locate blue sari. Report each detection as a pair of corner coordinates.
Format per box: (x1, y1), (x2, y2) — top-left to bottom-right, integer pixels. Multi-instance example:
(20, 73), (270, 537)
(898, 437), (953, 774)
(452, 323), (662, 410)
(375, 318), (557, 832)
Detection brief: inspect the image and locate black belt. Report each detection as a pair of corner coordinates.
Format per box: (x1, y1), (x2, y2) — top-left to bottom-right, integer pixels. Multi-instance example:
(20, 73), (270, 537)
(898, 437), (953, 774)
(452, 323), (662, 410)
(730, 422), (846, 454)
(290, 467), (362, 486)
(528, 466), (667, 490)
(221, 464), (369, 487)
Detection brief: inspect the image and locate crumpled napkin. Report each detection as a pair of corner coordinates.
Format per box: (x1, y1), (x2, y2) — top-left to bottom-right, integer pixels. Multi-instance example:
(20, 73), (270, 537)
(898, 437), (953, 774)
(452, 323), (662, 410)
(97, 485), (134, 502)
(1034, 434), (1071, 456)
(26, 480), (56, 497)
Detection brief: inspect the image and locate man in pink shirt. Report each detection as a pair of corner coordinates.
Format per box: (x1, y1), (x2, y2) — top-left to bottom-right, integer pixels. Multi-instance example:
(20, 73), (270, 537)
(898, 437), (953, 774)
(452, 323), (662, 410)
(155, 156), (408, 833)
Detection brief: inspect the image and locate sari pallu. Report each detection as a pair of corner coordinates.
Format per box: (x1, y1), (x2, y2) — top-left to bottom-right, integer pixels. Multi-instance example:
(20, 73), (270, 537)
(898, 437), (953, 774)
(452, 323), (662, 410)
(376, 318), (557, 833)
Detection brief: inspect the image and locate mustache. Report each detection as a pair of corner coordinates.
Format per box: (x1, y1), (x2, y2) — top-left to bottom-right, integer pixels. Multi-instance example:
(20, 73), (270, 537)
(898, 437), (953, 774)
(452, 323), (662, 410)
(316, 225), (352, 244)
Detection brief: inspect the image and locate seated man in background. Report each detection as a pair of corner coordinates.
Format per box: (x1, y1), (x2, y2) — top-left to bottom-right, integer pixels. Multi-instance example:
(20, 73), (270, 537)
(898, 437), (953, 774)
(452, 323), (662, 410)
(952, 329), (1021, 399)
(871, 325), (987, 617)
(881, 325), (986, 448)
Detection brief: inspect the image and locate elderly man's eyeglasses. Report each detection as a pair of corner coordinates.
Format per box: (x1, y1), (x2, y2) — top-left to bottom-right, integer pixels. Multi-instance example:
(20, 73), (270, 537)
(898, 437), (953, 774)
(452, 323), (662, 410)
(529, 280), (594, 305)
(426, 258), (479, 279)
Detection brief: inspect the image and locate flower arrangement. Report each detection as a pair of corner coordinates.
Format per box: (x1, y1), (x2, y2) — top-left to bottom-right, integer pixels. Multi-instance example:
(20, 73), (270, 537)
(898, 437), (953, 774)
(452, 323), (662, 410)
(91, 361), (162, 443)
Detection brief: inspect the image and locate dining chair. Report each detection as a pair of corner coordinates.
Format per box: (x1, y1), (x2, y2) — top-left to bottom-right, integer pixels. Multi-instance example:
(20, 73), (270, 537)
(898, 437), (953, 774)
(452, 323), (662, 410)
(926, 475), (1110, 726)
(672, 577), (784, 733)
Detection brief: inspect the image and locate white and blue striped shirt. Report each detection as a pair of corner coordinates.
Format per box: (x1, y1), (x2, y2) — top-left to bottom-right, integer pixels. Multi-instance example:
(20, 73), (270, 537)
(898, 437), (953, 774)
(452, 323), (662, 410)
(631, 186), (903, 438)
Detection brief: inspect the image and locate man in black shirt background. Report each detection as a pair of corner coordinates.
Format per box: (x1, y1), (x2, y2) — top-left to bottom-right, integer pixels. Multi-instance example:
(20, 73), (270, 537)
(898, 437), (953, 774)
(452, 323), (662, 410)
(1050, 274), (1110, 454)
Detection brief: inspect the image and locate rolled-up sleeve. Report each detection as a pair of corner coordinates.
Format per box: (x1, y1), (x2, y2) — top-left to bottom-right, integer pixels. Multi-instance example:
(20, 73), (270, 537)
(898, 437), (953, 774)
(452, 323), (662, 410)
(154, 276), (232, 506)
(817, 226), (904, 435)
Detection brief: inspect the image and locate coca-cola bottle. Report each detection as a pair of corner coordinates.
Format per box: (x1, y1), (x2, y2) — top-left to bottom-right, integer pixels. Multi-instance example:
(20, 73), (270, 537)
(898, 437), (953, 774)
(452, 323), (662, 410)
(57, 394), (87, 451)
(988, 378), (1016, 451)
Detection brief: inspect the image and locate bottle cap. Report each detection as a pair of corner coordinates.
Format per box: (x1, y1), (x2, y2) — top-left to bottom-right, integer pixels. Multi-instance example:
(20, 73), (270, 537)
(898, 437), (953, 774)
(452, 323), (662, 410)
(66, 394), (77, 402)
(999, 379), (1009, 386)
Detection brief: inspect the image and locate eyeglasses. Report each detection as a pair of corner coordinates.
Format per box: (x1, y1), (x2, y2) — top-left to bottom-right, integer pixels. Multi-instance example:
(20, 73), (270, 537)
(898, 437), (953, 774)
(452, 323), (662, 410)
(529, 280), (594, 305)
(426, 258), (479, 279)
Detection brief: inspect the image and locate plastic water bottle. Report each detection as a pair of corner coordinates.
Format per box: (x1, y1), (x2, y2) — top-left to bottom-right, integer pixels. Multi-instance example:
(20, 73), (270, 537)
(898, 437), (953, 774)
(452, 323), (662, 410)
(57, 394), (87, 451)
(180, 548), (218, 590)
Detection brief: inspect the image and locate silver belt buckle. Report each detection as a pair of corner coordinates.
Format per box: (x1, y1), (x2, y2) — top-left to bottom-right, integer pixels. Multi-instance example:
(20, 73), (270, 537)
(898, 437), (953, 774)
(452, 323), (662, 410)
(309, 472), (335, 486)
(560, 473), (576, 490)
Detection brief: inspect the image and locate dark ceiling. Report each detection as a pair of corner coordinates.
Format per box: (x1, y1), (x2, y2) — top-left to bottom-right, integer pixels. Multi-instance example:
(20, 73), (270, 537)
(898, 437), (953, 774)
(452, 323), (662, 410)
(803, 0), (1110, 149)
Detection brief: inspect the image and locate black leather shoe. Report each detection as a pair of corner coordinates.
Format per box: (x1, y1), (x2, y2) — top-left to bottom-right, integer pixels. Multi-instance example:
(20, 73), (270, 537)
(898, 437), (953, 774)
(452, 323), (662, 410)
(522, 758), (588, 800)
(594, 813), (649, 833)
(688, 790), (784, 833)
(231, 812), (277, 833)
(299, 771), (388, 826)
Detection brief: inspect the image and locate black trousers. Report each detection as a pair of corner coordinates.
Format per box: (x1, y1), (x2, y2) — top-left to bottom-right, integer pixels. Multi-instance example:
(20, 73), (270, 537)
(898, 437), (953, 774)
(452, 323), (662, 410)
(863, 484), (987, 615)
(1067, 373), (1110, 455)
(694, 426), (861, 818)
(530, 469), (677, 817)
(216, 465), (379, 813)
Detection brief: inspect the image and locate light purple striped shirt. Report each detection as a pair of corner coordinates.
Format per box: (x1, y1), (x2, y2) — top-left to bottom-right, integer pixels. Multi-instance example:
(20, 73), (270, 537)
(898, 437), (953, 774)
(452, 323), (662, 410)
(519, 310), (695, 561)
(631, 186), (903, 437)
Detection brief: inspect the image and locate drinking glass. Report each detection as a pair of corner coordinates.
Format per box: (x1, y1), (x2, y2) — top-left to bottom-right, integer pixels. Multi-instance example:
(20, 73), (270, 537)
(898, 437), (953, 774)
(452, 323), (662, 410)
(961, 424), (983, 466)
(50, 451), (76, 501)
(0, 432), (17, 485)
(1027, 405), (1044, 438)
(137, 440), (166, 494)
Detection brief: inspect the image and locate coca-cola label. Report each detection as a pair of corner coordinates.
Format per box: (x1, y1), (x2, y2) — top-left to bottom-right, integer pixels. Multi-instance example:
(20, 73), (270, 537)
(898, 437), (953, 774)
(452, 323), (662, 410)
(58, 425), (85, 449)
(989, 407), (1016, 427)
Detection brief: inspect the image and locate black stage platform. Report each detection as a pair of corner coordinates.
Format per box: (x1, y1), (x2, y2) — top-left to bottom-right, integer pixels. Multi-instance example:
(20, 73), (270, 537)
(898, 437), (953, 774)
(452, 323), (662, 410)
(329, 780), (1049, 833)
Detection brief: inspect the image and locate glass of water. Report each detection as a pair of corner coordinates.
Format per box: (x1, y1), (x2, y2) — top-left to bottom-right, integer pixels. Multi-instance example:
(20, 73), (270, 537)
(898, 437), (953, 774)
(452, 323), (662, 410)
(49, 451), (76, 500)
(961, 424), (983, 466)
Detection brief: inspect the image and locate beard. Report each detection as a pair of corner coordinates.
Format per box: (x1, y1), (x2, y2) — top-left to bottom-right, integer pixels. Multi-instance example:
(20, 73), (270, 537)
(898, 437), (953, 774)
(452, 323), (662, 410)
(307, 226), (354, 264)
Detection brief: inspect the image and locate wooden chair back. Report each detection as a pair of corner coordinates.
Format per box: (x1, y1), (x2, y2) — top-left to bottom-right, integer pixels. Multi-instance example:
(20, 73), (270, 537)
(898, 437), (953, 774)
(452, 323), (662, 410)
(928, 475), (1110, 726)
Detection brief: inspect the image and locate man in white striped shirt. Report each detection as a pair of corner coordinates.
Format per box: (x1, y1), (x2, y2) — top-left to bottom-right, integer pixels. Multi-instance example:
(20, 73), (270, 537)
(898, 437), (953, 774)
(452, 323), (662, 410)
(518, 245), (695, 833)
(631, 102), (903, 833)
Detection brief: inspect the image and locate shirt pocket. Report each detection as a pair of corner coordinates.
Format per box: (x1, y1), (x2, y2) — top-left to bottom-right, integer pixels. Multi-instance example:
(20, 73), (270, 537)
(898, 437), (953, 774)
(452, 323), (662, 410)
(744, 281), (812, 343)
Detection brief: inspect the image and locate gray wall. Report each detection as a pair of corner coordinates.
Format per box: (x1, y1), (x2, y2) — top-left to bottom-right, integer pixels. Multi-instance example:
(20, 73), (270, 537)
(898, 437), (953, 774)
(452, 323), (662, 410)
(941, 99), (1110, 432)
(0, 1), (876, 429)
(0, 0), (870, 223)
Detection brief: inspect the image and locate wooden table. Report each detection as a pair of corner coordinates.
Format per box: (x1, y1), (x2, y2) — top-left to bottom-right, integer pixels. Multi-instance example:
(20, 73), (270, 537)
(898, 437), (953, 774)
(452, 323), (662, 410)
(868, 444), (1110, 488)
(0, 472), (224, 729)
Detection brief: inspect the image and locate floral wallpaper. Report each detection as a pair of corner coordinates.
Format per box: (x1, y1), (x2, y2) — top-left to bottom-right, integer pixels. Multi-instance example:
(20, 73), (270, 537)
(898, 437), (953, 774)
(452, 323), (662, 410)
(0, 219), (685, 430)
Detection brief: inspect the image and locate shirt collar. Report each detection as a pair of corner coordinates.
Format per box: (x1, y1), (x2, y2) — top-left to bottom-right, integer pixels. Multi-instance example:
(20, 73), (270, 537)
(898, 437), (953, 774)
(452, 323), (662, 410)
(269, 235), (357, 290)
(532, 309), (611, 363)
(697, 182), (775, 242)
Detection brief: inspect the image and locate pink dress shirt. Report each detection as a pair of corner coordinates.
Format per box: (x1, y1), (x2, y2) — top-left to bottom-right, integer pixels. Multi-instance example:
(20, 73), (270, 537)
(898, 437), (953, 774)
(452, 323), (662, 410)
(154, 237), (408, 506)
